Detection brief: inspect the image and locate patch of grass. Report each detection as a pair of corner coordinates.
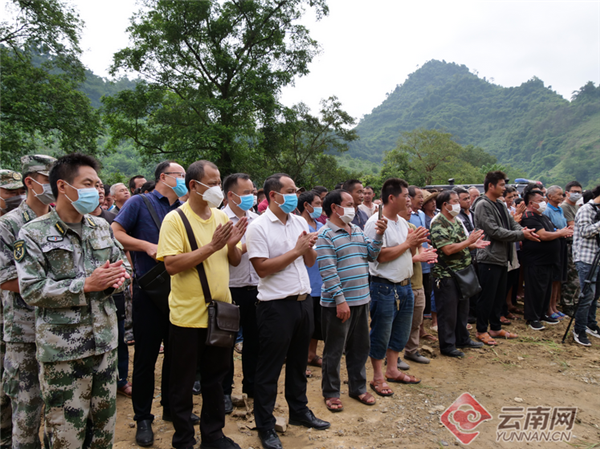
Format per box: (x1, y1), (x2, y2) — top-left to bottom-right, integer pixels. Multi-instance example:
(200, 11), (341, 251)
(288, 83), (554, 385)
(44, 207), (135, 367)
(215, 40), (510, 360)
(567, 441), (600, 449)
(518, 336), (563, 352)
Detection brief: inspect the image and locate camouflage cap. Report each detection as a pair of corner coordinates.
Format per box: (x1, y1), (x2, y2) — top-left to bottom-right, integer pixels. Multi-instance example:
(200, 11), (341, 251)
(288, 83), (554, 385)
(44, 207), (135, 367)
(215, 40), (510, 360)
(21, 154), (56, 177)
(0, 169), (25, 190)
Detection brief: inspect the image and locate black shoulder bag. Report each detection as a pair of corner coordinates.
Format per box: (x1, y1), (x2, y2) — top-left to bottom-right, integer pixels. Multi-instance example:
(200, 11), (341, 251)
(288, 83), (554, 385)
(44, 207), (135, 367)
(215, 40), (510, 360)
(437, 258), (482, 301)
(137, 195), (171, 316)
(176, 209), (240, 348)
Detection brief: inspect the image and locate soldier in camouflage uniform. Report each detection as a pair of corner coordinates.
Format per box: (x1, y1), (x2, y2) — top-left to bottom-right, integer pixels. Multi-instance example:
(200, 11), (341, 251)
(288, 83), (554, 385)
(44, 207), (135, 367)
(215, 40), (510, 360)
(14, 154), (131, 448)
(0, 169), (23, 449)
(0, 155), (57, 449)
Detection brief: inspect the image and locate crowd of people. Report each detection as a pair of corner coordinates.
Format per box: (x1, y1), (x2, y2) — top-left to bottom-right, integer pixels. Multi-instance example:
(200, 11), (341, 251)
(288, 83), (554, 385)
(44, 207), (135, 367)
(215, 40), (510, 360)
(0, 153), (599, 449)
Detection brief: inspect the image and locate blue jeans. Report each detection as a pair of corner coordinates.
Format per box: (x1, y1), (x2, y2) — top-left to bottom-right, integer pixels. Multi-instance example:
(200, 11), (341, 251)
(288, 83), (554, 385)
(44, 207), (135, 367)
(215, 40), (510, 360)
(369, 281), (414, 360)
(574, 262), (600, 334)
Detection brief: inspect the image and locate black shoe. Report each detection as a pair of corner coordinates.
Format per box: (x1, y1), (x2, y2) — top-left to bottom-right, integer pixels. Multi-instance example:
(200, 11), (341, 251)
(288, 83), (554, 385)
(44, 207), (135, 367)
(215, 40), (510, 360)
(457, 339), (484, 349)
(527, 320), (545, 331)
(162, 411), (200, 425)
(200, 436), (241, 449)
(224, 394), (233, 414)
(586, 324), (600, 339)
(541, 315), (559, 325)
(573, 329), (592, 346)
(135, 420), (153, 447)
(289, 409), (330, 430)
(258, 429), (282, 449)
(192, 380), (202, 395)
(441, 349), (465, 358)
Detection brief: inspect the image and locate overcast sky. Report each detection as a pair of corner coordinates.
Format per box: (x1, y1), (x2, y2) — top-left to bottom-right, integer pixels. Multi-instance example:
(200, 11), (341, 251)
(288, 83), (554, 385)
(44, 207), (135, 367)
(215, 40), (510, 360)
(9, 0), (600, 122)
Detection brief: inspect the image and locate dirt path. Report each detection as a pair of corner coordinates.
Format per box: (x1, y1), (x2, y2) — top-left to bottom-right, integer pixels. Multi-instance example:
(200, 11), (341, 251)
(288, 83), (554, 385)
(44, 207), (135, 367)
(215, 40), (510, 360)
(113, 317), (600, 449)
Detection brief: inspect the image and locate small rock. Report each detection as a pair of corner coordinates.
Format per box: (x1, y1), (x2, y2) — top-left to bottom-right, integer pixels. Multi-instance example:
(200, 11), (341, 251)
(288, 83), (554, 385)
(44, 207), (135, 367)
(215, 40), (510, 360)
(129, 422), (135, 428)
(517, 356), (524, 361)
(440, 440), (449, 446)
(274, 416), (287, 433)
(514, 397), (524, 403)
(232, 410), (247, 419)
(231, 393), (247, 407)
(420, 345), (435, 356)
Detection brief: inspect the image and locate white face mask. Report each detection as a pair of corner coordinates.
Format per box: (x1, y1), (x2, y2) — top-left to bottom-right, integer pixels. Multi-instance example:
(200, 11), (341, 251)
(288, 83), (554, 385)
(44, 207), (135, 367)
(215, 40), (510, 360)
(446, 203), (461, 217)
(336, 206), (355, 224)
(253, 194), (258, 206)
(536, 201), (547, 213)
(196, 181), (224, 208)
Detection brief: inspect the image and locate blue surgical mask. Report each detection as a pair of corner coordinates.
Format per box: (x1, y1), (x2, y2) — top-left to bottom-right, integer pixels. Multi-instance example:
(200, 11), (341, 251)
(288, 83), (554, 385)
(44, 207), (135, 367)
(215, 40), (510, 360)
(64, 182), (99, 215)
(232, 192), (254, 211)
(275, 193), (298, 214)
(309, 206), (322, 219)
(164, 175), (188, 198)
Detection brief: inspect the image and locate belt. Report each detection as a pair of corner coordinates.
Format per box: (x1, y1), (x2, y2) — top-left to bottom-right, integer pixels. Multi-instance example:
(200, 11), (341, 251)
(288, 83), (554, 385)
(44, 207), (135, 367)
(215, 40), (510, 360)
(371, 276), (410, 287)
(283, 293), (309, 302)
(230, 286), (258, 291)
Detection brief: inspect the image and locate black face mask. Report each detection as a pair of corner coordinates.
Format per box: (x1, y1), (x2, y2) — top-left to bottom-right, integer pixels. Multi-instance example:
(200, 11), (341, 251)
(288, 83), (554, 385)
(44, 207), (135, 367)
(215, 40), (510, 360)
(0, 194), (25, 212)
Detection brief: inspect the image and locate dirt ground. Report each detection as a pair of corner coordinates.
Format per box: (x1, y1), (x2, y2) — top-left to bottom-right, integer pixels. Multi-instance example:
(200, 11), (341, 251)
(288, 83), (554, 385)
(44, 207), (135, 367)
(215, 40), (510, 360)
(113, 314), (600, 449)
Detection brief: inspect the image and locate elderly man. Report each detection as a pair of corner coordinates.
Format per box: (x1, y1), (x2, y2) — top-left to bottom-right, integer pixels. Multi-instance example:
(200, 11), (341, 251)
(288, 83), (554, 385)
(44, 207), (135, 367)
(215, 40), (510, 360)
(111, 182), (131, 213)
(521, 189), (573, 330)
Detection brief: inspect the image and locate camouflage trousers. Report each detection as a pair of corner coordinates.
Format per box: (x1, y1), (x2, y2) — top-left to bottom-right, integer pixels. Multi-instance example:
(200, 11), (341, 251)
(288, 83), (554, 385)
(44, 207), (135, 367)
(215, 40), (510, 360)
(561, 242), (580, 308)
(3, 342), (43, 449)
(0, 332), (13, 449)
(124, 287), (134, 343)
(40, 349), (117, 449)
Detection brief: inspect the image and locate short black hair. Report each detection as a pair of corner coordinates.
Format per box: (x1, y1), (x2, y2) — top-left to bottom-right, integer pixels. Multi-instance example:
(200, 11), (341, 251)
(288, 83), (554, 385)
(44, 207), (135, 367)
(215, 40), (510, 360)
(483, 171), (507, 192)
(503, 185), (516, 196)
(223, 173), (251, 195)
(129, 175), (145, 193)
(364, 185), (374, 192)
(524, 189), (543, 206)
(334, 182), (343, 190)
(436, 190), (457, 209)
(565, 181), (582, 192)
(49, 153), (100, 198)
(185, 160), (218, 191)
(583, 190), (594, 203)
(323, 189), (348, 218)
(592, 185), (600, 199)
(381, 178), (409, 205)
(154, 160), (178, 183)
(104, 184), (111, 197)
(313, 186), (328, 196)
(141, 181), (155, 193)
(453, 187), (469, 196)
(514, 197), (523, 206)
(342, 179), (362, 193)
(264, 173), (290, 204)
(297, 191), (318, 213)
(408, 185), (420, 198)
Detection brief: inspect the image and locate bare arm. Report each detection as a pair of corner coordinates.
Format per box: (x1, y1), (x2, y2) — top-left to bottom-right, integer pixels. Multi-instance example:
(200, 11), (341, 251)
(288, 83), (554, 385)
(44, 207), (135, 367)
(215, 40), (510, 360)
(112, 222), (157, 259)
(0, 279), (19, 293)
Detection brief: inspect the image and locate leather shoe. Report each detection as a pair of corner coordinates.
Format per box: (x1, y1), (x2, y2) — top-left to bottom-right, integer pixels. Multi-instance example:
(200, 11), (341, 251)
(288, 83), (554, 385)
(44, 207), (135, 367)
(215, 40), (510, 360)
(404, 351), (430, 364)
(200, 436), (241, 449)
(442, 349), (465, 358)
(224, 394), (233, 414)
(289, 409), (330, 430)
(258, 429), (282, 449)
(396, 359), (410, 370)
(457, 339), (484, 349)
(162, 410), (200, 425)
(135, 419), (153, 447)
(192, 380), (202, 395)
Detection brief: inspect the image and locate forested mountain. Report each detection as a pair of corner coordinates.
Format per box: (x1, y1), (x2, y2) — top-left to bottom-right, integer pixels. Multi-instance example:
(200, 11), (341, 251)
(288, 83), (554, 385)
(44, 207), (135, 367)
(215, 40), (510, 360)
(349, 60), (600, 188)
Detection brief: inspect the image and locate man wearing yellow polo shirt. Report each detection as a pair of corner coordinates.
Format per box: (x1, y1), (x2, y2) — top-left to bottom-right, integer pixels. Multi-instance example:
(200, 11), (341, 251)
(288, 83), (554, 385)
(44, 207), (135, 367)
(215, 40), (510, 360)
(157, 160), (247, 449)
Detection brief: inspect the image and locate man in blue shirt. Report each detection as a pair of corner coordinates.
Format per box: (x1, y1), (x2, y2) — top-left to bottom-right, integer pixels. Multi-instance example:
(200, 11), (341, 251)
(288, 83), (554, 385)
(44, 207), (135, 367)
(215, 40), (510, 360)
(112, 161), (190, 447)
(343, 179), (369, 230)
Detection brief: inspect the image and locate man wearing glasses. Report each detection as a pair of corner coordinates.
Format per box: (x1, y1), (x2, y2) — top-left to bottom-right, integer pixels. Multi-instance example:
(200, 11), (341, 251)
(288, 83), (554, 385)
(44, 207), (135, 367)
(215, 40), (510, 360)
(112, 161), (192, 447)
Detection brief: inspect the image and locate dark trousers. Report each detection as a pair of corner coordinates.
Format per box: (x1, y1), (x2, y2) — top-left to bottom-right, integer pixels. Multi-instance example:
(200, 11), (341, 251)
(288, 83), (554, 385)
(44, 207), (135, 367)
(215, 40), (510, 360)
(117, 319), (129, 388)
(502, 268), (521, 316)
(223, 286), (259, 397)
(254, 299), (313, 431)
(434, 277), (470, 353)
(169, 325), (230, 448)
(476, 263), (508, 333)
(321, 303), (369, 398)
(132, 283), (171, 422)
(524, 264), (553, 322)
(422, 272), (432, 315)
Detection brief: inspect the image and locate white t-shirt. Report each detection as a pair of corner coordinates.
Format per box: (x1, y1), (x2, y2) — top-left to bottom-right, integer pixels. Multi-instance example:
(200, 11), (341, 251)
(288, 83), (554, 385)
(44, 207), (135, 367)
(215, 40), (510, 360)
(224, 205), (260, 288)
(364, 213), (413, 283)
(358, 203), (378, 218)
(246, 208), (311, 301)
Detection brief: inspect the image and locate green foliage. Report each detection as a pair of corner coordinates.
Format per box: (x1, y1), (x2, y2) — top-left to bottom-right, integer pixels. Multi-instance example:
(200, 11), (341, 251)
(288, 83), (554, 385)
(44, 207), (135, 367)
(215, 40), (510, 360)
(349, 60), (600, 188)
(104, 0), (329, 175)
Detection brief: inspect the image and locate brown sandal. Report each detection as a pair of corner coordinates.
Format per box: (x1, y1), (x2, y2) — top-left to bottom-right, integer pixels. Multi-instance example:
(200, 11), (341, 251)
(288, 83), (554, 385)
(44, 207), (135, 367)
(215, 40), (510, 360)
(500, 316), (512, 325)
(324, 397), (344, 412)
(490, 329), (518, 339)
(386, 372), (421, 384)
(117, 382), (132, 398)
(349, 392), (376, 406)
(421, 333), (438, 342)
(476, 332), (498, 346)
(370, 379), (394, 397)
(308, 355), (322, 367)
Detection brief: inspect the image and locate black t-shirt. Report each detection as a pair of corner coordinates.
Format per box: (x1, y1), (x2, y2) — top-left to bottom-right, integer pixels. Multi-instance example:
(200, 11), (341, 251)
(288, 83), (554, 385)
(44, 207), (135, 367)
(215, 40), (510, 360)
(520, 211), (560, 265)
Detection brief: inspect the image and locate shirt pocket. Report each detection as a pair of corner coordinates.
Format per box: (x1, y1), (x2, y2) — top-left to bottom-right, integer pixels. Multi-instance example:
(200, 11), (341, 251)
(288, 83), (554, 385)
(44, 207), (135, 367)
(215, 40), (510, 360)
(90, 239), (114, 265)
(41, 242), (77, 280)
(42, 306), (83, 325)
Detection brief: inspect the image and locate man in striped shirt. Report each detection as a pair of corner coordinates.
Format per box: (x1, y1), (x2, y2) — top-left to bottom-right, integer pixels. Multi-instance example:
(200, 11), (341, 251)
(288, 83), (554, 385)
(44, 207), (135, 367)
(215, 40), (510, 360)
(316, 189), (387, 412)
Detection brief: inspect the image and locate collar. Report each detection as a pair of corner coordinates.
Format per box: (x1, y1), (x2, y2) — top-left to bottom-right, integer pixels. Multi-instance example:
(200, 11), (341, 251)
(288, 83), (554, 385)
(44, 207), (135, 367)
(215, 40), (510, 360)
(223, 203), (255, 220)
(151, 188), (181, 207)
(49, 208), (98, 236)
(265, 207), (286, 224)
(326, 219), (352, 234)
(18, 201), (37, 223)
(547, 203), (562, 212)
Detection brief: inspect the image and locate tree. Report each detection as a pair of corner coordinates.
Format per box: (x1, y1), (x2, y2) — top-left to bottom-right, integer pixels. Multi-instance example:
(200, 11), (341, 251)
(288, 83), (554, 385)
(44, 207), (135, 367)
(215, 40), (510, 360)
(104, 0), (328, 175)
(0, 0), (101, 167)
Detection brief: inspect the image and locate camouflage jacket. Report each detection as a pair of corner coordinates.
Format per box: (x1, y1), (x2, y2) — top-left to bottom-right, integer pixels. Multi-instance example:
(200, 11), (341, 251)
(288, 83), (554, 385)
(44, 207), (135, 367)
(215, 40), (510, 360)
(0, 201), (39, 343)
(15, 208), (130, 362)
(430, 213), (472, 279)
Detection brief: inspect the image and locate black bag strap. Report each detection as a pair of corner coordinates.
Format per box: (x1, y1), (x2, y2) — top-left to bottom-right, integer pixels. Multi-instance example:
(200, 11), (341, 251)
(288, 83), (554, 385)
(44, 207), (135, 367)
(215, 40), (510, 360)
(176, 208), (213, 304)
(140, 194), (162, 231)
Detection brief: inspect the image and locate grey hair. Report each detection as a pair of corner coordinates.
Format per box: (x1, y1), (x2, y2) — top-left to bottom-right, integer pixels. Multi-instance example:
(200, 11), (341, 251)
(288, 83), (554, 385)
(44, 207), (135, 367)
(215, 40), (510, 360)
(546, 185), (563, 197)
(110, 183), (126, 196)
(468, 187), (480, 195)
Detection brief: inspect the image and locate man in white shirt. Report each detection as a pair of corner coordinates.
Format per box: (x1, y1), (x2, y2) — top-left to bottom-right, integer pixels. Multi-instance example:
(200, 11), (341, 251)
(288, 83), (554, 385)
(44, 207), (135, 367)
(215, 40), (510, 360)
(358, 185), (378, 217)
(221, 173), (260, 413)
(364, 178), (428, 397)
(246, 173), (330, 449)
